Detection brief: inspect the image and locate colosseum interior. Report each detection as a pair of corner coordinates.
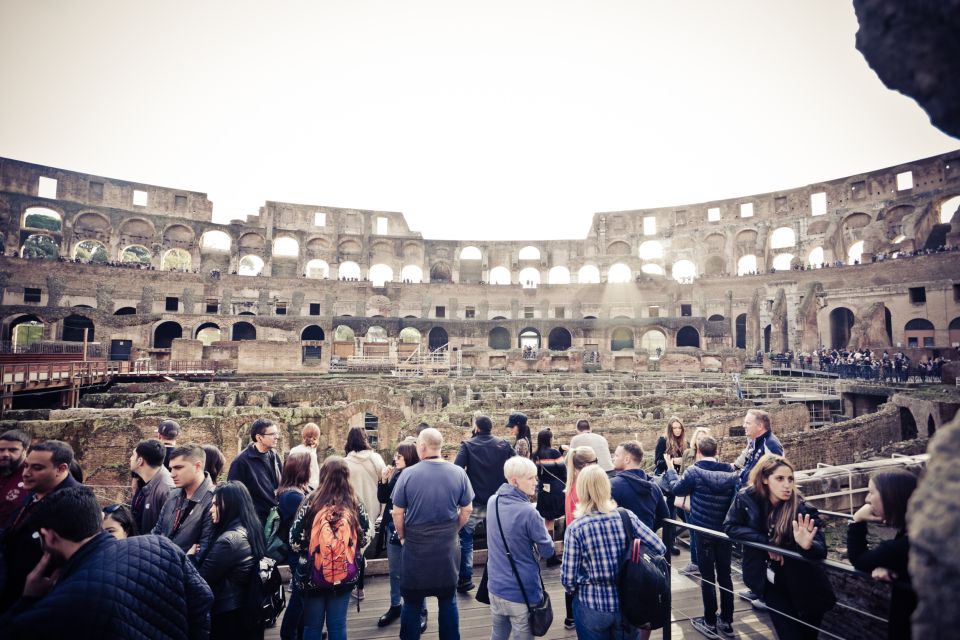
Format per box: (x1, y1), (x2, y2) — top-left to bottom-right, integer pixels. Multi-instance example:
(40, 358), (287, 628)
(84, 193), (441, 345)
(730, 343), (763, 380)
(2, 150), (960, 638)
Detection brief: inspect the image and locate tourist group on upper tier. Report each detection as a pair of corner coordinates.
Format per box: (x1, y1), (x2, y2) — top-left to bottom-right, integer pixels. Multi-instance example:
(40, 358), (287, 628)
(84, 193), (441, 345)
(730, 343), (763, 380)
(0, 408), (917, 639)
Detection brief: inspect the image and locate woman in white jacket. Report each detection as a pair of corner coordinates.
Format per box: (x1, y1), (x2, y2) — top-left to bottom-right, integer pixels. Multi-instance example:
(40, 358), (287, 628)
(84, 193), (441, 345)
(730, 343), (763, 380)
(344, 426), (386, 600)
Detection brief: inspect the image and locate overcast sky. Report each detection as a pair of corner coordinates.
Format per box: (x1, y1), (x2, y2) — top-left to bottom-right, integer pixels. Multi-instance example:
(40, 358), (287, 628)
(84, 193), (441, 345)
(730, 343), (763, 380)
(1, 1), (956, 240)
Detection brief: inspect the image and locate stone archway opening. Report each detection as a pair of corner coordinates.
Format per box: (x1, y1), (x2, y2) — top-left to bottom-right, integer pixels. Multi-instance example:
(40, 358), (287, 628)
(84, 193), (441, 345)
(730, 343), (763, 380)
(676, 326), (700, 348)
(154, 321), (183, 348)
(829, 308), (855, 349)
(547, 327), (572, 351)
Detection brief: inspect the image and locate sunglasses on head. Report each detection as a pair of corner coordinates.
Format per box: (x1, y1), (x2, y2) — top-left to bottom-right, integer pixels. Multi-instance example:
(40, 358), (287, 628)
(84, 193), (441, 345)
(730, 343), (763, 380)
(103, 504), (124, 515)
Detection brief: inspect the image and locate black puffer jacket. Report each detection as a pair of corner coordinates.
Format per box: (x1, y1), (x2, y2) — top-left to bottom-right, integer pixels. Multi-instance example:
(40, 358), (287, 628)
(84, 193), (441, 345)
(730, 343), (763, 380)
(1, 532), (212, 639)
(663, 460), (738, 530)
(723, 487), (836, 618)
(198, 524), (256, 614)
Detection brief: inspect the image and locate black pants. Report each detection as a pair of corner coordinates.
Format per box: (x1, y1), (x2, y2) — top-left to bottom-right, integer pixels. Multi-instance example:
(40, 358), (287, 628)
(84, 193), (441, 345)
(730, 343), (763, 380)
(696, 536), (734, 626)
(764, 580), (824, 640)
(212, 608), (259, 640)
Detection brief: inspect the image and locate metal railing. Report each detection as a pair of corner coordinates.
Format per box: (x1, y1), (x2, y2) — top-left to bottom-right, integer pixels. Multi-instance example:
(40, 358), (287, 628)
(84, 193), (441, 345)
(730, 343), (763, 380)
(0, 340), (103, 356)
(1, 359), (221, 385)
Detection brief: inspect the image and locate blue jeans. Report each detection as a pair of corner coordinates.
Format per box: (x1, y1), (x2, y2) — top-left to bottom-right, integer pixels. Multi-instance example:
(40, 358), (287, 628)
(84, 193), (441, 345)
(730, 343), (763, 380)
(280, 578), (304, 640)
(387, 535), (403, 607)
(400, 593), (460, 640)
(458, 503), (485, 585)
(302, 590), (351, 640)
(573, 595), (639, 640)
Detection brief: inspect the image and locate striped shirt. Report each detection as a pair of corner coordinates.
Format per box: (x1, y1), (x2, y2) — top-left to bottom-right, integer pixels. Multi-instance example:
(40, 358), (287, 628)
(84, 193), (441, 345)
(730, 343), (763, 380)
(561, 508), (666, 613)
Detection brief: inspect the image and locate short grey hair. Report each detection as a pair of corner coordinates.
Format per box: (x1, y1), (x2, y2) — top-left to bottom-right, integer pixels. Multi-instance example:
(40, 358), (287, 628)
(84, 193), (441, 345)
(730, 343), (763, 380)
(504, 455), (537, 482)
(418, 427), (443, 450)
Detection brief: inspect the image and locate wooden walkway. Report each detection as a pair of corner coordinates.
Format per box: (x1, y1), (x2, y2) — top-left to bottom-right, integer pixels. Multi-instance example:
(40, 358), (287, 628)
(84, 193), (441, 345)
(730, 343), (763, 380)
(266, 548), (775, 639)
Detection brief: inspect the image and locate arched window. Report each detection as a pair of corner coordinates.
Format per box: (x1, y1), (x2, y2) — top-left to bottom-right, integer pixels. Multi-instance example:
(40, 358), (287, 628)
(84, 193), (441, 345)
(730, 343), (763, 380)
(195, 323), (221, 345)
(20, 234), (59, 260)
(547, 327), (572, 351)
(578, 265), (600, 284)
(770, 227), (796, 249)
(398, 327), (421, 343)
(640, 330), (666, 352)
(154, 321), (183, 348)
(334, 325), (355, 341)
(429, 327), (449, 351)
(232, 321), (256, 341)
(642, 263), (665, 275)
(369, 264), (394, 287)
(11, 316), (44, 349)
(63, 315), (94, 342)
(489, 266), (512, 285)
(518, 246), (541, 260)
(519, 328), (541, 349)
(306, 259), (329, 278)
(671, 260), (697, 282)
(808, 246), (824, 268)
(847, 240), (864, 265)
(548, 266), (571, 284)
(338, 261), (361, 280)
(676, 326), (701, 347)
(607, 263), (631, 283)
(611, 327), (634, 351)
(401, 265), (423, 283)
(238, 254), (264, 276)
(940, 195), (960, 224)
(737, 254), (757, 276)
(162, 248), (192, 271)
(301, 325), (325, 340)
(273, 236), (299, 257)
(74, 240), (108, 264)
(199, 230), (231, 252)
(121, 245), (151, 265)
(829, 308), (855, 349)
(519, 267), (540, 288)
(22, 207), (62, 232)
(488, 327), (511, 350)
(772, 253), (794, 271)
(638, 240), (663, 260)
(460, 246), (482, 260)
(366, 326), (388, 342)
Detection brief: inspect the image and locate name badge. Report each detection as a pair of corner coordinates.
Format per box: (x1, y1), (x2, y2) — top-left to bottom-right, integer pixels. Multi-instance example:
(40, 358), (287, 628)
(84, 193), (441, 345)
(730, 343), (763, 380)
(542, 485), (550, 493)
(766, 566), (776, 584)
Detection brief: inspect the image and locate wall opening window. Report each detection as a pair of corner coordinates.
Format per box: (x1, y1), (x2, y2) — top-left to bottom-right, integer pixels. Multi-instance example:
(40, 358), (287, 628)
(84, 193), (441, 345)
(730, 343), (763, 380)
(206, 300), (219, 314)
(524, 306), (534, 319)
(707, 207), (721, 222)
(309, 303), (321, 316)
(276, 302), (287, 315)
(896, 171), (913, 191)
(740, 203), (754, 218)
(24, 287), (42, 303)
(555, 306), (565, 319)
(465, 306), (475, 319)
(811, 192), (827, 216)
(89, 181), (104, 201)
(680, 304), (692, 317)
(643, 216), (657, 236)
(376, 217), (388, 234)
(648, 305), (659, 318)
(435, 306), (446, 318)
(315, 212), (326, 226)
(38, 176), (57, 199)
(909, 287), (926, 304)
(165, 297), (179, 312)
(133, 190), (148, 206)
(174, 195), (187, 209)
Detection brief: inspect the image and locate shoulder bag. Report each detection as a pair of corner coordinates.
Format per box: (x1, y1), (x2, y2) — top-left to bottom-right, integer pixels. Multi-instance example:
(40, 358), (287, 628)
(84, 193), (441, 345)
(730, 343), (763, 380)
(494, 496), (553, 636)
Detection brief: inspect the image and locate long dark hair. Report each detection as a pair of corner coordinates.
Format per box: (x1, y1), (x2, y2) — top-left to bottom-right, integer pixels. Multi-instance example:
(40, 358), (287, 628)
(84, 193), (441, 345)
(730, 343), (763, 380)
(278, 451), (312, 494)
(395, 442), (420, 468)
(103, 503), (139, 537)
(211, 481), (266, 558)
(202, 444), (225, 481)
(306, 456), (360, 522)
(872, 470), (917, 531)
(533, 428), (554, 461)
(344, 427), (370, 455)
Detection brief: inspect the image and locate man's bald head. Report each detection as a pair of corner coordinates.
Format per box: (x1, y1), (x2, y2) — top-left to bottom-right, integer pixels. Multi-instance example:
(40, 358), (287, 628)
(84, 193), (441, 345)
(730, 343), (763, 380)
(418, 427), (443, 452)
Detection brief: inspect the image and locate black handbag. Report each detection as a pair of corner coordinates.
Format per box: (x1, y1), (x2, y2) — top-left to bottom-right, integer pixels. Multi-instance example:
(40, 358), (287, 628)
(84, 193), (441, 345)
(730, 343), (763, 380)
(494, 496), (554, 636)
(475, 564), (491, 604)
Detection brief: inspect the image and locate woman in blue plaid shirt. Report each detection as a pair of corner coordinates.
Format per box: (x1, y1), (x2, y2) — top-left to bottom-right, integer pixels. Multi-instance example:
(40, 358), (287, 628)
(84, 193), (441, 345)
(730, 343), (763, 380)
(561, 465), (666, 640)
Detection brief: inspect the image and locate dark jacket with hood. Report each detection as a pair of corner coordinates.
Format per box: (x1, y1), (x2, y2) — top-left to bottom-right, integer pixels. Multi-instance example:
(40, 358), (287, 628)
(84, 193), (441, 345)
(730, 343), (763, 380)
(663, 459), (738, 530)
(198, 522), (256, 614)
(723, 486), (836, 619)
(454, 432), (514, 505)
(0, 532), (213, 640)
(609, 468), (669, 532)
(228, 444), (282, 524)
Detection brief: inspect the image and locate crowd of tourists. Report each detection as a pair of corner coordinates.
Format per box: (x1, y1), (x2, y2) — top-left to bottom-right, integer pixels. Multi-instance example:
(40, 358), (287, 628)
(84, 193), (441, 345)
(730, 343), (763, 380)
(0, 408), (917, 640)
(769, 347), (949, 382)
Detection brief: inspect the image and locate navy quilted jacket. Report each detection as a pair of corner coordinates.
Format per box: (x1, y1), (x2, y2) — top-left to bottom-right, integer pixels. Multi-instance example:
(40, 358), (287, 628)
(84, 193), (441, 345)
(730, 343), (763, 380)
(663, 459), (738, 530)
(1, 532), (213, 640)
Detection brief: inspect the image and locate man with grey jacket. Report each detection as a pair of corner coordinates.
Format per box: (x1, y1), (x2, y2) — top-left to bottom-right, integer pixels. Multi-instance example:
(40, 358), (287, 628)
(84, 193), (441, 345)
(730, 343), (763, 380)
(129, 438), (174, 534)
(152, 444), (214, 556)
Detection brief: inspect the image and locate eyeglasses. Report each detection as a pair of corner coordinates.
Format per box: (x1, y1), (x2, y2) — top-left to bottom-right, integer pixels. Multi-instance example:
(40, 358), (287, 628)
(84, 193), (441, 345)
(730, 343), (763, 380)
(103, 504), (124, 515)
(261, 431), (279, 438)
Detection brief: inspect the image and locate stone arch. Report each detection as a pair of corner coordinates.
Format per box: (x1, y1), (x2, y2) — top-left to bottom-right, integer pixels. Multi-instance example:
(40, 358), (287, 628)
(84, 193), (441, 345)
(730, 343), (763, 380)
(577, 264), (600, 284)
(518, 327), (541, 349)
(273, 236), (300, 258)
(22, 206), (63, 232)
(369, 263), (394, 286)
(460, 245), (482, 260)
(548, 266), (571, 284)
(772, 253), (794, 271)
(829, 307), (855, 349)
(519, 267), (540, 288)
(6, 313), (46, 346)
(488, 266), (511, 285)
(518, 245), (541, 260)
(429, 262), (452, 282)
(239, 254), (264, 276)
(847, 240), (865, 264)
(401, 265), (423, 283)
(306, 237), (331, 255)
(72, 211), (111, 236)
(428, 327), (449, 351)
(671, 259), (697, 282)
(237, 232), (266, 252)
(488, 326), (511, 350)
(708, 314), (725, 321)
(21, 234), (59, 259)
(547, 327), (572, 351)
(73, 239), (108, 263)
(334, 325), (355, 342)
(610, 327), (634, 351)
(338, 238), (362, 255)
(398, 327), (421, 343)
(705, 233), (726, 252)
(338, 261), (361, 279)
(232, 321), (257, 341)
(118, 218), (156, 243)
(366, 325), (388, 342)
(606, 240), (631, 256)
(770, 227), (796, 249)
(948, 317), (960, 346)
(676, 326), (700, 347)
(154, 321), (183, 348)
(607, 262), (631, 283)
(808, 246), (824, 267)
(640, 329), (666, 352)
(195, 322), (221, 345)
(735, 229), (758, 250)
(162, 223), (195, 246)
(807, 219), (830, 235)
(703, 255), (726, 276)
(641, 264), (665, 275)
(199, 230), (231, 253)
(120, 244), (151, 265)
(62, 314), (94, 342)
(928, 415), (937, 438)
(940, 195), (960, 224)
(737, 254), (757, 275)
(638, 240), (663, 260)
(301, 325), (325, 340)
(735, 313), (747, 348)
(114, 307), (136, 315)
(162, 248), (192, 271)
(899, 407), (917, 440)
(306, 259), (329, 278)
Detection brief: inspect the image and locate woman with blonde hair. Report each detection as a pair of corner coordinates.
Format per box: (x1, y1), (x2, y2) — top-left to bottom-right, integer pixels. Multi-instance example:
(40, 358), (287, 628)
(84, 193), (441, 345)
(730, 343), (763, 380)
(561, 445), (599, 630)
(561, 465), (666, 640)
(724, 454), (835, 640)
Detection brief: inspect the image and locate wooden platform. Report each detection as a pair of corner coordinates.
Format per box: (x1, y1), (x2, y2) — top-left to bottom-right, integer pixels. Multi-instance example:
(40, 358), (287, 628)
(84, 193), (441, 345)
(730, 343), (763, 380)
(266, 548), (775, 639)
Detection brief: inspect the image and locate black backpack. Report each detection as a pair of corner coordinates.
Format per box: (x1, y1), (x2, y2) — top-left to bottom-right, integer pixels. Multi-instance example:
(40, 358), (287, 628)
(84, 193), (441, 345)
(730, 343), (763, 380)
(246, 556), (286, 628)
(616, 509), (669, 630)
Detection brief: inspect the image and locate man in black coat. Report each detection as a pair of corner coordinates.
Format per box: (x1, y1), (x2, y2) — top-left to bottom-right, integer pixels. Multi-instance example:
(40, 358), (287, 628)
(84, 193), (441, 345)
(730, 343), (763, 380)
(227, 418), (282, 525)
(609, 440), (670, 533)
(0, 440), (80, 612)
(152, 444), (215, 556)
(0, 486), (213, 639)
